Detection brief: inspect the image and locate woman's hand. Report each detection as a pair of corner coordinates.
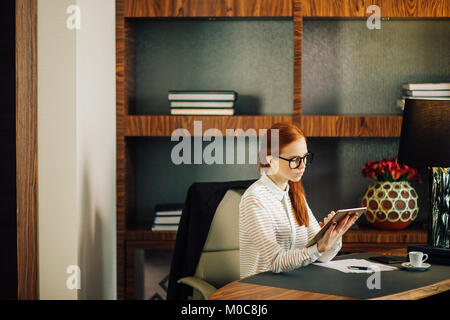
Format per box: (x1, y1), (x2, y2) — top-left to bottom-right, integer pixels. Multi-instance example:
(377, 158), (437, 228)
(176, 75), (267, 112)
(319, 211), (336, 228)
(316, 214), (358, 253)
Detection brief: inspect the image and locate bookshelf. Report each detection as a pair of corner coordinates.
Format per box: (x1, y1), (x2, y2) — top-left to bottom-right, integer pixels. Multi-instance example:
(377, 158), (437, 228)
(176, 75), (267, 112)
(116, 0), (449, 299)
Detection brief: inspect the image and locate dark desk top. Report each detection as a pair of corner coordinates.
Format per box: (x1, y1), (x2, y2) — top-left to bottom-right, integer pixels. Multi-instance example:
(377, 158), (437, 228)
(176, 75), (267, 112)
(237, 253), (450, 300)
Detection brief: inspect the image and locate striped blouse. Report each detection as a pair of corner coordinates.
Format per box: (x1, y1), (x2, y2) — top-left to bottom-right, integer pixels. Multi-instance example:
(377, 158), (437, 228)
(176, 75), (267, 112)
(239, 173), (342, 279)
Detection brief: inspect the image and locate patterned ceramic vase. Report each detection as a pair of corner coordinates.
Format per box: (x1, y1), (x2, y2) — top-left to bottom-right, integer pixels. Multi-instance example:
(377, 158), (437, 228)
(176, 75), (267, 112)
(362, 181), (419, 230)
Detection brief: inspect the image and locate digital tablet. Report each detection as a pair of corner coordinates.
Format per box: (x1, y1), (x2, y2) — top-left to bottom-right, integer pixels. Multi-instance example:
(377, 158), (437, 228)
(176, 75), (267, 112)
(369, 255), (406, 265)
(306, 207), (367, 247)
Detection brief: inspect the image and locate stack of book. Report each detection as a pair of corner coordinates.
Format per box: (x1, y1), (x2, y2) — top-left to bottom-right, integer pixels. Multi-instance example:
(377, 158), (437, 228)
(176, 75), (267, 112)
(397, 82), (450, 110)
(151, 203), (184, 232)
(168, 90), (238, 115)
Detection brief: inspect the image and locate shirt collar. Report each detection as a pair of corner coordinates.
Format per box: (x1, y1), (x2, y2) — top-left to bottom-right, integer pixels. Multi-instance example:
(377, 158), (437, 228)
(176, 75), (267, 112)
(260, 173), (290, 201)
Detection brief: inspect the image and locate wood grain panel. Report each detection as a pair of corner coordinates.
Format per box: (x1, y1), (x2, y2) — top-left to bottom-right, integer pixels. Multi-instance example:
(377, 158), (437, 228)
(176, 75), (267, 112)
(125, 115), (293, 136)
(125, 243), (135, 299)
(210, 280), (357, 300)
(343, 228), (427, 244)
(302, 0), (450, 18)
(117, 238), (126, 300)
(341, 243), (408, 257)
(293, 0), (302, 121)
(125, 115), (402, 137)
(126, 230), (177, 243)
(116, 0), (127, 300)
(125, 21), (136, 114)
(342, 244), (416, 257)
(16, 0), (38, 300)
(297, 115), (403, 137)
(125, 142), (136, 229)
(371, 279), (450, 300)
(210, 277), (450, 300)
(125, 0), (292, 17)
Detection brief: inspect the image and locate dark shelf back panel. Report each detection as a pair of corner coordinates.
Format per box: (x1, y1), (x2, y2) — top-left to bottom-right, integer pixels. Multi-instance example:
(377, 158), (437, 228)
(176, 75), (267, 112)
(134, 19), (293, 115)
(132, 136), (429, 228)
(302, 19), (450, 115)
(134, 137), (260, 226)
(303, 137), (429, 228)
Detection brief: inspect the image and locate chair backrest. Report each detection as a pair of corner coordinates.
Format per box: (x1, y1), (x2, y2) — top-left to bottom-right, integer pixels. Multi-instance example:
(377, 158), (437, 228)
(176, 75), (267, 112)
(193, 189), (244, 289)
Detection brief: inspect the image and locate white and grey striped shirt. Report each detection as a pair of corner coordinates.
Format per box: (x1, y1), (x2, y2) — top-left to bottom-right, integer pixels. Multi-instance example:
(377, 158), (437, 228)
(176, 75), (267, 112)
(239, 173), (342, 279)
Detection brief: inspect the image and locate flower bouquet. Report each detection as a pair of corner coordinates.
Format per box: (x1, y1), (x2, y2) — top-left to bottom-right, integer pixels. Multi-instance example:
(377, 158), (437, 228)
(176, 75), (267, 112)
(361, 157), (421, 230)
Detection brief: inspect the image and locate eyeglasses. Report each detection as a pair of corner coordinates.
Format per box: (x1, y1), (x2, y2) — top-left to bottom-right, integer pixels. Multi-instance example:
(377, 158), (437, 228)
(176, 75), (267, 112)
(277, 152), (314, 169)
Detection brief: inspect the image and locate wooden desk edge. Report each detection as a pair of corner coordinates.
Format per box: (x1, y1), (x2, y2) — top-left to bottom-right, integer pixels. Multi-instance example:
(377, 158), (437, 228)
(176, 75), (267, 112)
(209, 281), (357, 300)
(370, 279), (450, 300)
(210, 276), (450, 301)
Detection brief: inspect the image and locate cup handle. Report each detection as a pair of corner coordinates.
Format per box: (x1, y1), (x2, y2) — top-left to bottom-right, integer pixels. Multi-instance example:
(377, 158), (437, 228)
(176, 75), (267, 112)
(422, 254), (428, 263)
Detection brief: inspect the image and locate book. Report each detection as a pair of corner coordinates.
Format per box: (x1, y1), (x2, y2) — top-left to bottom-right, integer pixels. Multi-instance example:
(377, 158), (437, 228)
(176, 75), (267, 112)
(405, 90), (450, 97)
(154, 210), (183, 216)
(402, 96), (450, 100)
(397, 96), (450, 111)
(151, 224), (179, 232)
(170, 101), (234, 108)
(153, 215), (181, 224)
(168, 90), (238, 101)
(170, 108), (234, 115)
(402, 83), (450, 90)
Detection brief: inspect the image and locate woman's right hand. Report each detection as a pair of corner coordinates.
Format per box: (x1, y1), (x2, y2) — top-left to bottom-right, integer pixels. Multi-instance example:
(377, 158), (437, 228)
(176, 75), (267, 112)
(316, 214), (356, 253)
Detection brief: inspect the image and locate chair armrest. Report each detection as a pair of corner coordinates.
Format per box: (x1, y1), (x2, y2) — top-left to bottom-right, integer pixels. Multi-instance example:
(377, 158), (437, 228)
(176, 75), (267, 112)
(178, 277), (217, 300)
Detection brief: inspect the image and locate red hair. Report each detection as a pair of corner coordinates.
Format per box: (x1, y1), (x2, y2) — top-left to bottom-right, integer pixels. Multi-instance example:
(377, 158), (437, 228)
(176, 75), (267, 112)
(259, 122), (309, 227)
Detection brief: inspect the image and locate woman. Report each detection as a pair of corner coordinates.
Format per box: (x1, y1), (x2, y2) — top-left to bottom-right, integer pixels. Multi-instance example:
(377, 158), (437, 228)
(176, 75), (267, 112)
(239, 122), (358, 278)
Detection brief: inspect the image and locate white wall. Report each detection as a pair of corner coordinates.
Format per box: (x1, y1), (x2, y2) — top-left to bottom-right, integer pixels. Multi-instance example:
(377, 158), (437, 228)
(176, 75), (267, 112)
(38, 0), (116, 299)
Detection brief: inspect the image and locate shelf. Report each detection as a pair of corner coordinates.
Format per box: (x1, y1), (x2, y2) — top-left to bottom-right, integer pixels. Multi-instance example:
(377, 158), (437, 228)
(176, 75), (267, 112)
(124, 0), (293, 18)
(123, 227), (427, 245)
(298, 115), (402, 137)
(343, 227), (427, 244)
(125, 115), (292, 137)
(124, 0), (450, 19)
(124, 115), (402, 137)
(117, 0), (448, 300)
(302, 0), (450, 18)
(125, 229), (177, 242)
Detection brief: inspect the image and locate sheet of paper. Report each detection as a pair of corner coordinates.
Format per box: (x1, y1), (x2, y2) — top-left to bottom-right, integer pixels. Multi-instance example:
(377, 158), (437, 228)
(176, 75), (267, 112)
(313, 259), (398, 273)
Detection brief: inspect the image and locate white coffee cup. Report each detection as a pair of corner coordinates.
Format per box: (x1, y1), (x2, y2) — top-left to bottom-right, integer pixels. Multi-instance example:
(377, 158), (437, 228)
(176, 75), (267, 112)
(409, 251), (428, 267)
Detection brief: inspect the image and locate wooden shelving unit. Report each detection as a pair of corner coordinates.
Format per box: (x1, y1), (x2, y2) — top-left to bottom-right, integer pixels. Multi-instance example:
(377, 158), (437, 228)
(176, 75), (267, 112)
(116, 0), (449, 299)
(125, 115), (402, 137)
(125, 115), (293, 137)
(342, 227), (428, 256)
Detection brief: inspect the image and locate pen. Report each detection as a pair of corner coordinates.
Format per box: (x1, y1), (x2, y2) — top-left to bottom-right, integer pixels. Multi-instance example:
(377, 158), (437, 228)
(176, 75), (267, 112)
(347, 266), (371, 270)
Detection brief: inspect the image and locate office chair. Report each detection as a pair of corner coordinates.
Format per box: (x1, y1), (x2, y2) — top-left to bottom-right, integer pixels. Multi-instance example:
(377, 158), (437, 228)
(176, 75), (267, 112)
(177, 189), (245, 300)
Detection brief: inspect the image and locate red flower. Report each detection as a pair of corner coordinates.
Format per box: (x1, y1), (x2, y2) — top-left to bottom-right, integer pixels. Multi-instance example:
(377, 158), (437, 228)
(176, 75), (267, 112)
(391, 167), (403, 180)
(362, 156), (422, 182)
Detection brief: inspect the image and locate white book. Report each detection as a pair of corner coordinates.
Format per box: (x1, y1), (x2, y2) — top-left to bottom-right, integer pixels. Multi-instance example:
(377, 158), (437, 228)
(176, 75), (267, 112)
(397, 96), (450, 111)
(405, 90), (450, 97)
(170, 101), (234, 108)
(154, 210), (183, 216)
(153, 216), (181, 224)
(403, 83), (450, 90)
(170, 108), (234, 116)
(168, 93), (236, 101)
(151, 224), (179, 231)
(402, 96), (450, 101)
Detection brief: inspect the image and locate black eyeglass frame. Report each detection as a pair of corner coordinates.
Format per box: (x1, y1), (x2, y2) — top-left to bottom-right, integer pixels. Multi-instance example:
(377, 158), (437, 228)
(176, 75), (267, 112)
(277, 152), (314, 169)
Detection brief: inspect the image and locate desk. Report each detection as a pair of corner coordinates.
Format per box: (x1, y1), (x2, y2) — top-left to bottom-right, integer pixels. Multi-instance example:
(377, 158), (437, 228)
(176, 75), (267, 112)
(210, 253), (450, 300)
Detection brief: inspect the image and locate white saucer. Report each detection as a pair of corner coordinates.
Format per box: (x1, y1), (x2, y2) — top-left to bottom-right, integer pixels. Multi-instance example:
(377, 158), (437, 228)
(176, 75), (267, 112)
(401, 262), (431, 271)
